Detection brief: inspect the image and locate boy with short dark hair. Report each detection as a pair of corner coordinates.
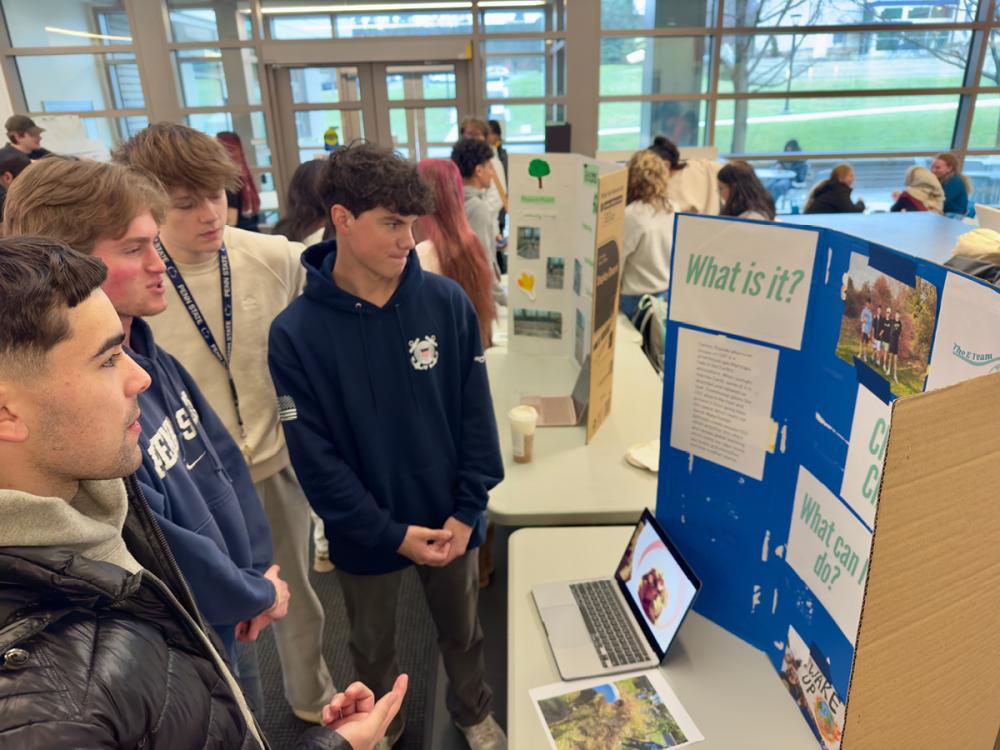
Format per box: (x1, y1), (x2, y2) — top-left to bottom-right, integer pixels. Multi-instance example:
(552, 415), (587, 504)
(451, 137), (505, 305)
(269, 142), (506, 750)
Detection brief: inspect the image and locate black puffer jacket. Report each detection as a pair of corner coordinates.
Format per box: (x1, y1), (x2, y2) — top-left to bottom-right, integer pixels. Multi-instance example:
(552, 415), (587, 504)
(0, 475), (267, 749)
(804, 179), (865, 214)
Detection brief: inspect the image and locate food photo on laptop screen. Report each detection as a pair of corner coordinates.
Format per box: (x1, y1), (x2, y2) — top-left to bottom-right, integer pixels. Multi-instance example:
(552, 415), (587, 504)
(615, 513), (700, 656)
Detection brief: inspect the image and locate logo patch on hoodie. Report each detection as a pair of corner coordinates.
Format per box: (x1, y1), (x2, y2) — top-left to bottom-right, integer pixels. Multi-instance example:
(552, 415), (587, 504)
(277, 395), (298, 422)
(409, 335), (439, 371)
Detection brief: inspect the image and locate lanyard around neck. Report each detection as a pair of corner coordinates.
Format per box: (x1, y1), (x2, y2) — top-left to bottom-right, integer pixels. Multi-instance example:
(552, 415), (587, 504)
(155, 237), (247, 442)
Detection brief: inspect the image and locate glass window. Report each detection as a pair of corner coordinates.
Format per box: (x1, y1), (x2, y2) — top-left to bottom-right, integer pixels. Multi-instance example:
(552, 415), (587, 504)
(294, 109), (365, 162)
(167, 1), (254, 42)
(719, 31), (972, 95)
(722, 0), (977, 27)
(968, 94), (1000, 149)
(600, 37), (711, 96)
(290, 67), (361, 104)
(174, 48), (260, 108)
(484, 39), (548, 54)
(745, 156), (935, 214)
(959, 153), (1000, 207)
(487, 103), (547, 151)
(481, 9), (550, 33)
(389, 106), (458, 160)
(981, 30), (1000, 85)
(714, 95), (960, 154)
(386, 66), (456, 101)
(186, 110), (269, 167)
(334, 11), (472, 37)
(269, 14), (332, 39)
(601, 0), (715, 30)
(15, 53), (142, 112)
(2, 0), (131, 47)
(598, 99), (706, 151)
(485, 56), (541, 98)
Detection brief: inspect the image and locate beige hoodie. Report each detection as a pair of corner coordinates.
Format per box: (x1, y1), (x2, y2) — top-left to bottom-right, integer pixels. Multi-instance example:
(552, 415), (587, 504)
(149, 226), (306, 482)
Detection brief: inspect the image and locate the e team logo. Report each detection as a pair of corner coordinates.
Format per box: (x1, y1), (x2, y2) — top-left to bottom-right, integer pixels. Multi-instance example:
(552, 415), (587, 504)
(951, 342), (1000, 372)
(409, 335), (439, 370)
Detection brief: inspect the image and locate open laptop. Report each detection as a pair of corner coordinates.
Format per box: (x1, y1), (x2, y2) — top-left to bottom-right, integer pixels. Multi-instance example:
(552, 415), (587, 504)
(976, 203), (1000, 231)
(533, 509), (701, 680)
(520, 356), (591, 427)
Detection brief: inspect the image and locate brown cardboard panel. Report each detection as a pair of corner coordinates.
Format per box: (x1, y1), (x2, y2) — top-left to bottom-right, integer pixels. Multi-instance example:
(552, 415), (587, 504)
(843, 371), (1000, 749)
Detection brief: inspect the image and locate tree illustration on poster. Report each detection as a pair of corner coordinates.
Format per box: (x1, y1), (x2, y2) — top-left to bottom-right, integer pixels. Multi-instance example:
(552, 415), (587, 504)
(529, 158), (551, 188)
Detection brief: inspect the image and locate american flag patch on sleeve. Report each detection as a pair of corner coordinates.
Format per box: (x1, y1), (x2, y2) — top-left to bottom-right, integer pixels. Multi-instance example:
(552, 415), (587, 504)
(277, 395), (298, 422)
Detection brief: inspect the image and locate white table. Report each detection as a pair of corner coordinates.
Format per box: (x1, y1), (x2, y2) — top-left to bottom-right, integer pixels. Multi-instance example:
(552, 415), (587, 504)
(486, 316), (662, 525)
(508, 526), (820, 749)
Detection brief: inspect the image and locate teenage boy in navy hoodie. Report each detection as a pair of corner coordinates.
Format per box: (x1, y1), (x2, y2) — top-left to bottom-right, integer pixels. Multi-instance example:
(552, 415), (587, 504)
(268, 143), (506, 750)
(2, 156), (288, 712)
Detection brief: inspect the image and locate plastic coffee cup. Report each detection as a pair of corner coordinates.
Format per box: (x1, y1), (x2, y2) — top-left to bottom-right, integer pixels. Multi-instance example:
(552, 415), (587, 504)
(509, 405), (538, 463)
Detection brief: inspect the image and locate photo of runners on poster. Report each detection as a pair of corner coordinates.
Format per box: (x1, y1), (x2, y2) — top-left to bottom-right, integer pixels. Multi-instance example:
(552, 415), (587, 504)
(835, 252), (938, 397)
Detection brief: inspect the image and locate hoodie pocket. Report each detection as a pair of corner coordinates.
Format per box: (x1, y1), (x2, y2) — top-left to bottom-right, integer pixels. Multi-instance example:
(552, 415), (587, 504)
(393, 460), (458, 526)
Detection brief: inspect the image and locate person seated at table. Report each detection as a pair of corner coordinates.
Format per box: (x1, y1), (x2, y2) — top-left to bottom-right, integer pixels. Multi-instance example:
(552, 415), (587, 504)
(718, 161), (776, 221)
(930, 152), (971, 217)
(763, 139), (808, 207)
(890, 166), (944, 214)
(620, 150), (676, 320)
(803, 164), (865, 214)
(648, 134), (722, 215)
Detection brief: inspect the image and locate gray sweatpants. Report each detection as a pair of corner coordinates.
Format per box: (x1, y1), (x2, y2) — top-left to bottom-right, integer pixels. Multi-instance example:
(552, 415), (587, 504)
(254, 465), (336, 713)
(336, 549), (492, 736)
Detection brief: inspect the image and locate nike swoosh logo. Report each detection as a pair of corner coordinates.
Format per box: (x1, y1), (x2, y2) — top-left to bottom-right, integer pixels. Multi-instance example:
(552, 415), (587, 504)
(185, 453), (207, 470)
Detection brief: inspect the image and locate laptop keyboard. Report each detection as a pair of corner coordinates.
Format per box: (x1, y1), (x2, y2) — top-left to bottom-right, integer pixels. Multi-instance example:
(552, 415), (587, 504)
(569, 580), (649, 668)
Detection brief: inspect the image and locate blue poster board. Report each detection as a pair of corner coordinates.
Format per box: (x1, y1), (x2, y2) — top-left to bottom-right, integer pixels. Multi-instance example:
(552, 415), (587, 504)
(656, 213), (1000, 744)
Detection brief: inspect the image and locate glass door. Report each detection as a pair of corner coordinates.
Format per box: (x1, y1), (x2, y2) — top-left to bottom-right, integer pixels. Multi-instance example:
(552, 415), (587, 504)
(270, 59), (471, 210)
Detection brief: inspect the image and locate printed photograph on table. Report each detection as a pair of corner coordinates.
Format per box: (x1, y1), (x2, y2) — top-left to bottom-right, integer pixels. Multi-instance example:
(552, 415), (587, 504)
(573, 258), (582, 296)
(517, 225), (541, 259)
(575, 308), (586, 365)
(531, 671), (702, 750)
(546, 257), (565, 289)
(779, 627), (845, 750)
(834, 252), (938, 397)
(514, 308), (563, 339)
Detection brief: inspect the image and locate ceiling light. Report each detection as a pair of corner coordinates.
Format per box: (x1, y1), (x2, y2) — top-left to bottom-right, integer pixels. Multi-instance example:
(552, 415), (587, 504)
(44, 26), (132, 42)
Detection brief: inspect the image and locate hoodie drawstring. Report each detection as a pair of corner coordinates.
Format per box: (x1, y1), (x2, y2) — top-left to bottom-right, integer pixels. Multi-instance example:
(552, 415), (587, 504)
(356, 303), (379, 414)
(394, 304), (422, 413)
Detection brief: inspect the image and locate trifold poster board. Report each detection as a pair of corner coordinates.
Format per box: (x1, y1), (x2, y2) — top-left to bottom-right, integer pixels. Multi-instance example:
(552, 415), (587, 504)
(507, 152), (626, 442)
(657, 214), (1000, 749)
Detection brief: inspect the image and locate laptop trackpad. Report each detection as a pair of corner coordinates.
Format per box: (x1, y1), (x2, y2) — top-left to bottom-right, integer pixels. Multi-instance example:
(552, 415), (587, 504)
(542, 605), (591, 647)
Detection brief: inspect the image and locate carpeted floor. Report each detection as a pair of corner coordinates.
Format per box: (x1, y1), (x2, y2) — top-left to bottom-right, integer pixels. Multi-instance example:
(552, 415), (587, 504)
(256, 564), (440, 750)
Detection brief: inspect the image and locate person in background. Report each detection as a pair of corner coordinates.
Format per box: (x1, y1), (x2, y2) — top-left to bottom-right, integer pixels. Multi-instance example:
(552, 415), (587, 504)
(459, 117), (506, 249)
(764, 140), (808, 208)
(3, 156), (286, 714)
(718, 161), (776, 221)
(0, 237), (406, 750)
(275, 158), (331, 247)
(416, 158), (497, 348)
(803, 164), (865, 214)
(452, 137), (506, 306)
(930, 152), (971, 217)
(1, 115), (51, 161)
(486, 120), (509, 244)
(269, 142), (506, 750)
(859, 298), (873, 362)
(271, 158), (336, 574)
(0, 148), (31, 222)
(890, 166), (944, 214)
(217, 131), (262, 232)
(648, 134), (722, 215)
(620, 150), (676, 320)
(115, 122), (337, 724)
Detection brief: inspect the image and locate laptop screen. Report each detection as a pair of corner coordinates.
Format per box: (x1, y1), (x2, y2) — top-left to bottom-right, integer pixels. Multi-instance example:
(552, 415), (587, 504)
(614, 510), (700, 659)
